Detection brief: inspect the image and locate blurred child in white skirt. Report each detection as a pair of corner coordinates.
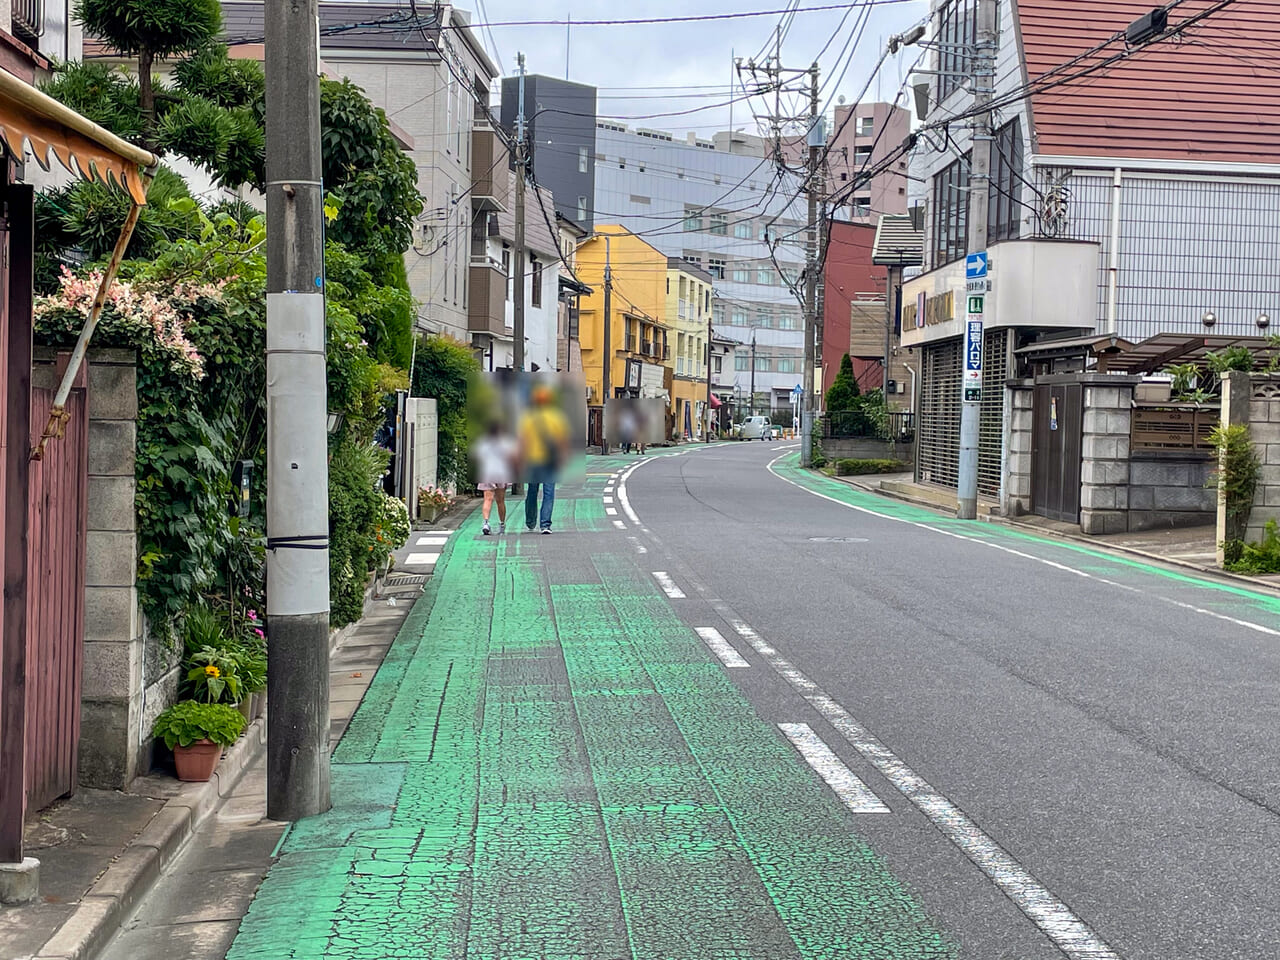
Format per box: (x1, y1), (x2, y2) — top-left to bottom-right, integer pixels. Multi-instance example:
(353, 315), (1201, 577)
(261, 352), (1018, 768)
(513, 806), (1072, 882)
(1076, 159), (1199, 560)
(472, 421), (517, 535)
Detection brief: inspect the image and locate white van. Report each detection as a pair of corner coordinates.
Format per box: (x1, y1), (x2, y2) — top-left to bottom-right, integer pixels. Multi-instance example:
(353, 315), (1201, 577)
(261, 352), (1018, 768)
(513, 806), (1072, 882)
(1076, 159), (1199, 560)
(738, 416), (771, 440)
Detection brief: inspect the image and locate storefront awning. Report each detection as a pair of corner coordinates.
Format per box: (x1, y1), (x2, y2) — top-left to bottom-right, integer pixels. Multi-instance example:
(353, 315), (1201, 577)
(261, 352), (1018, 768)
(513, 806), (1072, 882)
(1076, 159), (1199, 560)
(0, 66), (156, 203)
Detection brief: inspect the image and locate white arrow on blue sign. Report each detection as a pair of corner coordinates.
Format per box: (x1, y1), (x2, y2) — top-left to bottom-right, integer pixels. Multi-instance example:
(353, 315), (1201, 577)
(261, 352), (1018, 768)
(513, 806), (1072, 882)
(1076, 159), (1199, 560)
(966, 251), (989, 280)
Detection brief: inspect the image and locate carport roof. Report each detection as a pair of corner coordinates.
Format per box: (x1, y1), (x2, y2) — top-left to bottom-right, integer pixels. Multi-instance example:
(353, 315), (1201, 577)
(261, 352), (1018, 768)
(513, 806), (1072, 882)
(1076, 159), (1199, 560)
(1103, 333), (1280, 374)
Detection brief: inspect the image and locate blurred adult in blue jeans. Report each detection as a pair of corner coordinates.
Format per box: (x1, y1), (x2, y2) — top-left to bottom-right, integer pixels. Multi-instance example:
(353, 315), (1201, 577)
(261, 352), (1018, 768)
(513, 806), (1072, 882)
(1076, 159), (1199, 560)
(518, 385), (571, 534)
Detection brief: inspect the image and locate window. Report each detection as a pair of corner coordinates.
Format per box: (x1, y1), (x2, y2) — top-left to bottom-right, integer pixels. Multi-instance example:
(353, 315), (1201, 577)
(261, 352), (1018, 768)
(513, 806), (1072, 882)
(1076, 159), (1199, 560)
(630, 194), (651, 205)
(734, 222), (753, 239)
(531, 255), (542, 308)
(757, 266), (774, 286)
(757, 309), (774, 329)
(579, 146), (588, 173)
(708, 257), (725, 280)
(731, 309), (749, 326)
(777, 358), (796, 374)
(853, 196), (872, 218)
(713, 356), (723, 375)
(857, 116), (874, 137)
(619, 158), (626, 168)
(938, 0), (983, 103)
(501, 249), (511, 301)
(578, 197), (588, 221)
(988, 117), (1024, 244)
(931, 153), (970, 267)
(778, 312), (797, 331)
(781, 266), (800, 287)
(709, 213), (728, 235)
(855, 145), (873, 164)
(755, 356), (772, 372)
(713, 302), (726, 326)
(684, 207), (701, 232)
(735, 354), (751, 371)
(733, 266), (750, 284)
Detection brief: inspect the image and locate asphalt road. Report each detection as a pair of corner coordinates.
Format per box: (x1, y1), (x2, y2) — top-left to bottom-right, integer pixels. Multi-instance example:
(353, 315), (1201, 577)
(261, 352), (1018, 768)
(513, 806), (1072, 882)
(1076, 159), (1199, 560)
(621, 440), (1280, 960)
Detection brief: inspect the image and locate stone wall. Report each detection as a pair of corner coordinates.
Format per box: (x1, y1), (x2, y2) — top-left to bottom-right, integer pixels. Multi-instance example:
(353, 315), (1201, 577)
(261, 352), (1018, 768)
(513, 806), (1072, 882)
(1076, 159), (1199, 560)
(819, 437), (913, 463)
(1128, 454), (1216, 530)
(1078, 378), (1138, 535)
(1222, 371), (1280, 546)
(1002, 380), (1033, 516)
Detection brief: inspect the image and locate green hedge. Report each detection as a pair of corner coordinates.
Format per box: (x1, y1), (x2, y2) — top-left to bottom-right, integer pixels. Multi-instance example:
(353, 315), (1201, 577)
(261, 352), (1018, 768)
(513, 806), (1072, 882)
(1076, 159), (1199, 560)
(835, 458), (910, 476)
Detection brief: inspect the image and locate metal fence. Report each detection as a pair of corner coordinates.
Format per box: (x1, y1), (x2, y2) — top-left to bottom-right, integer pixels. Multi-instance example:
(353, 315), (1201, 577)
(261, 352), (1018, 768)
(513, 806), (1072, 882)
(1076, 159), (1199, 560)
(822, 410), (915, 442)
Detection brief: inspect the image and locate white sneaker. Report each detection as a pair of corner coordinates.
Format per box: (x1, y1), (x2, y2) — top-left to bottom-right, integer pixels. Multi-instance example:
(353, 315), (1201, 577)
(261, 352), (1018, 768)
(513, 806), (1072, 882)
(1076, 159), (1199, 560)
(482, 523), (491, 536)
(498, 522), (506, 534)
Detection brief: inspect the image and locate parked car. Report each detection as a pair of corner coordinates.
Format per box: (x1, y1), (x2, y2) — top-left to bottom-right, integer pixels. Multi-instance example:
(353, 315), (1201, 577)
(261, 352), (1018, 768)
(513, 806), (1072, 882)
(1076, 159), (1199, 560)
(738, 416), (771, 440)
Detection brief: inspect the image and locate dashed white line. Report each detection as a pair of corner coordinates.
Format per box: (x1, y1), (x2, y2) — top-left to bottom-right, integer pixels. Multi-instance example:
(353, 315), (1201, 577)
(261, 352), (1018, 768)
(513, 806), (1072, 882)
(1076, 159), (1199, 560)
(612, 519), (627, 529)
(694, 627), (750, 668)
(605, 507), (618, 516)
(778, 723), (890, 814)
(626, 536), (648, 554)
(603, 496), (615, 504)
(651, 571), (686, 599)
(404, 552), (440, 566)
(415, 536), (450, 546)
(724, 610), (1119, 960)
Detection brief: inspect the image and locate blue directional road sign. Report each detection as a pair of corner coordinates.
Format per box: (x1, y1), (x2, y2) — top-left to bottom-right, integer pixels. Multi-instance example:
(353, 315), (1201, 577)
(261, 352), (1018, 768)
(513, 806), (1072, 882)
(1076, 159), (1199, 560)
(966, 251), (989, 280)
(792, 384), (803, 399)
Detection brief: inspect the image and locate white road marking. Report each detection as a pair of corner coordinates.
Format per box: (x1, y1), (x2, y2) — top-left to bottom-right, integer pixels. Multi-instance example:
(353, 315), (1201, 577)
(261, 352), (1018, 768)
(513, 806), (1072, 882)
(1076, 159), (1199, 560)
(603, 496), (615, 504)
(723, 610), (1118, 960)
(778, 723), (890, 814)
(626, 536), (648, 555)
(613, 519), (627, 529)
(605, 507), (618, 516)
(415, 536), (450, 546)
(694, 627), (750, 668)
(404, 553), (440, 566)
(766, 452), (1280, 640)
(652, 571), (686, 599)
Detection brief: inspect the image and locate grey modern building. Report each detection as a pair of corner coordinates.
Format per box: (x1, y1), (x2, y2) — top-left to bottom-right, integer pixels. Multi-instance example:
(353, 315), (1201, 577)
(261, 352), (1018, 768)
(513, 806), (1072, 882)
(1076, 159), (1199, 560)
(501, 74), (597, 231)
(592, 123), (809, 413)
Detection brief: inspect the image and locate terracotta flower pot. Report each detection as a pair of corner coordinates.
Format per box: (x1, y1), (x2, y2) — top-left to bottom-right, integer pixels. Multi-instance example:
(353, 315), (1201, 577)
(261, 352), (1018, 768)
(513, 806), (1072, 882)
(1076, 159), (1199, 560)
(173, 739), (222, 782)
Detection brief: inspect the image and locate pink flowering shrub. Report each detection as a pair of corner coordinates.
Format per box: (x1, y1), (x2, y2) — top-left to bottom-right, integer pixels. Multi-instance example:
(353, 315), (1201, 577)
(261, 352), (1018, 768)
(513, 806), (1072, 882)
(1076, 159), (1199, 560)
(34, 266), (220, 380)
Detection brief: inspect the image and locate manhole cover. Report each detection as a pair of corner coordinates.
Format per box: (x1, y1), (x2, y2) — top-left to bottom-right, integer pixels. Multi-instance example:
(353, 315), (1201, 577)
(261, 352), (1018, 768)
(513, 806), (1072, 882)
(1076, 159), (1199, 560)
(807, 537), (869, 543)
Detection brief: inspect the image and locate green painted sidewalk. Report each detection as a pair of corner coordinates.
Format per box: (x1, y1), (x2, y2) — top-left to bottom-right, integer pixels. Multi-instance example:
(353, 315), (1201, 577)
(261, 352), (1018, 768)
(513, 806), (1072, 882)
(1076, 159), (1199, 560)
(227, 460), (954, 960)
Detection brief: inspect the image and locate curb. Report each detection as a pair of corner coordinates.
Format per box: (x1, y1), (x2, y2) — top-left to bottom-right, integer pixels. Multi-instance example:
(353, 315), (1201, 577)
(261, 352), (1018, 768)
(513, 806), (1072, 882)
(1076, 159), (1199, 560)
(31, 719), (267, 960)
(821, 471), (1280, 599)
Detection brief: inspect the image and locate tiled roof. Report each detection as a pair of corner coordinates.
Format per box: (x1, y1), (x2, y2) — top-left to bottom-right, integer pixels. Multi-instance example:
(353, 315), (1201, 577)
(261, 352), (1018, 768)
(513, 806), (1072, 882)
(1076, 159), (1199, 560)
(1017, 0), (1280, 164)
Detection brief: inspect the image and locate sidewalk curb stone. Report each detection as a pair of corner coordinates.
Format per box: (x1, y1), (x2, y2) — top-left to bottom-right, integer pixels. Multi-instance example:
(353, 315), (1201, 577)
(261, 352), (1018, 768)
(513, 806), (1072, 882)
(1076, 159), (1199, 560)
(29, 719), (267, 960)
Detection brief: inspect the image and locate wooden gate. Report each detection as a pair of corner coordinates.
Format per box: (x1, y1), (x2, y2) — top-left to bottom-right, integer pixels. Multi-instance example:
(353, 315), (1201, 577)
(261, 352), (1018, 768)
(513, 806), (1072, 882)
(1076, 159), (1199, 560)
(24, 366), (88, 810)
(1032, 379), (1084, 523)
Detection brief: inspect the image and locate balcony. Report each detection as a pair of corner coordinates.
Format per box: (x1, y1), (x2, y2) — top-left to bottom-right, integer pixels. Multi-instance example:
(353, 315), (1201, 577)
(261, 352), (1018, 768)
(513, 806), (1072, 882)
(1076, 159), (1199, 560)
(12, 0), (42, 44)
(471, 124), (510, 213)
(468, 259), (507, 337)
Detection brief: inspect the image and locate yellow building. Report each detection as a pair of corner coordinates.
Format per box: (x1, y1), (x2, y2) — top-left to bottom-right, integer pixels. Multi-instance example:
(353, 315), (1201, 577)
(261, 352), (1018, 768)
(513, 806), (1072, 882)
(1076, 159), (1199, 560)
(576, 226), (674, 423)
(666, 258), (713, 439)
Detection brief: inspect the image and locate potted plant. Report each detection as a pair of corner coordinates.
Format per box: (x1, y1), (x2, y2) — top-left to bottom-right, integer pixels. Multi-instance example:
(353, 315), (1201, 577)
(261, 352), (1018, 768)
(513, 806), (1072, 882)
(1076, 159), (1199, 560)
(417, 486), (449, 523)
(152, 701), (246, 781)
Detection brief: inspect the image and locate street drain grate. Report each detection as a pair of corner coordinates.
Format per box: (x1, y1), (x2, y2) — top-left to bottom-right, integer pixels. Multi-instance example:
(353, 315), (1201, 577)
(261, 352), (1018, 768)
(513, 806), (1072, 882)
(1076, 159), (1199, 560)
(807, 537), (870, 543)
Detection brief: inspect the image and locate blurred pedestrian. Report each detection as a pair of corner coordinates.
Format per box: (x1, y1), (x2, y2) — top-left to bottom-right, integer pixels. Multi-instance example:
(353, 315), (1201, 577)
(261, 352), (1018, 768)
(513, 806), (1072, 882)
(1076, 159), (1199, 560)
(634, 404), (648, 455)
(618, 401), (637, 454)
(519, 385), (571, 534)
(472, 421), (516, 535)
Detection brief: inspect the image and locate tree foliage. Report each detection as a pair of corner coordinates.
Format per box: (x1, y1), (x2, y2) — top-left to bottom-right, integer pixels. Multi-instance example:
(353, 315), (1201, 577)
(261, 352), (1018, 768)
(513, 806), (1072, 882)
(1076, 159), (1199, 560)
(825, 353), (861, 412)
(412, 335), (482, 487)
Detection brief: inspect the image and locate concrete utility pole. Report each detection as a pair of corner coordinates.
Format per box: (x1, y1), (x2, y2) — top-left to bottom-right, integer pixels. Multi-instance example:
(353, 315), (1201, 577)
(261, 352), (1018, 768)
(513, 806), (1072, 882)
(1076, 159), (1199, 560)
(957, 0), (997, 520)
(264, 0), (331, 821)
(749, 331), (757, 416)
(705, 310), (713, 442)
(800, 61), (822, 467)
(513, 52), (527, 373)
(601, 234), (612, 453)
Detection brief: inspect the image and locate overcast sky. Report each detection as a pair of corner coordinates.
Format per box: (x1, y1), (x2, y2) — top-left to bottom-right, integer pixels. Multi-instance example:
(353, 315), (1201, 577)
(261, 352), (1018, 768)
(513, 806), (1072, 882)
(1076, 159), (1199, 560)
(465, 1), (928, 136)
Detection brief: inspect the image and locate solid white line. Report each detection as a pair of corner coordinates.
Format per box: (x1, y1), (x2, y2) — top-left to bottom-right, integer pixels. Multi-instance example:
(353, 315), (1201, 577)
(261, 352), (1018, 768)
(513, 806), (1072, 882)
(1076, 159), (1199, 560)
(415, 536), (450, 546)
(765, 453), (1280, 640)
(723, 611), (1119, 960)
(652, 571), (686, 599)
(694, 627), (750, 668)
(778, 723), (890, 814)
(605, 507), (618, 516)
(404, 552), (440, 566)
(613, 519), (627, 529)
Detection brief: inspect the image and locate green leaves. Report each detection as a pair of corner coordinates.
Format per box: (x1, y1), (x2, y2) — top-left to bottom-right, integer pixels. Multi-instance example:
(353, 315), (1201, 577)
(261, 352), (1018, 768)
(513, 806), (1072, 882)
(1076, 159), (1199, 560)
(75, 0), (222, 59)
(152, 700), (245, 749)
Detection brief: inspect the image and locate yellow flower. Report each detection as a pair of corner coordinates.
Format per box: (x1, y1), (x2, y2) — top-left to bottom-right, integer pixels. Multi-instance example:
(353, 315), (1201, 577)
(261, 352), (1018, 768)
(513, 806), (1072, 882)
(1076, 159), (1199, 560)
(205, 665), (221, 678)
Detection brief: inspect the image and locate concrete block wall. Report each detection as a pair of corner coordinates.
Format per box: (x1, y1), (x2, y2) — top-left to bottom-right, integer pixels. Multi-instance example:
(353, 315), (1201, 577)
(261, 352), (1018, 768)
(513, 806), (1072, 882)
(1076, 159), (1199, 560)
(1224, 371), (1280, 544)
(1127, 455), (1215, 531)
(1079, 378), (1139, 535)
(1002, 381), (1033, 516)
(76, 349), (164, 789)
